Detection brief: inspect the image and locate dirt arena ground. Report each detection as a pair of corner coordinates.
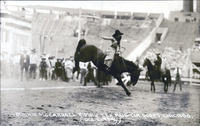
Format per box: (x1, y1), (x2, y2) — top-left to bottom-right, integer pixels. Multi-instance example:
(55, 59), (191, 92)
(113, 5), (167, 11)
(1, 78), (200, 126)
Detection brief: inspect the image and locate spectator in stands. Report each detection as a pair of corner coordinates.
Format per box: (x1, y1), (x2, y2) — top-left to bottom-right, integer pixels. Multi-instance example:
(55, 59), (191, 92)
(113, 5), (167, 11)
(173, 67), (182, 92)
(19, 50), (30, 81)
(29, 49), (38, 79)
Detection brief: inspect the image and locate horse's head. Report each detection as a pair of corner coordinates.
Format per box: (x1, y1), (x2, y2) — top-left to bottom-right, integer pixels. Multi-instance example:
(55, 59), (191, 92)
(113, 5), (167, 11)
(143, 58), (152, 68)
(130, 65), (142, 86)
(76, 39), (86, 52)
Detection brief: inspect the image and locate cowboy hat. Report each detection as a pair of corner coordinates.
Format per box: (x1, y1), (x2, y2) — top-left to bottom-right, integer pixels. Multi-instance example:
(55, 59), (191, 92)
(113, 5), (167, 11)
(112, 30), (123, 37)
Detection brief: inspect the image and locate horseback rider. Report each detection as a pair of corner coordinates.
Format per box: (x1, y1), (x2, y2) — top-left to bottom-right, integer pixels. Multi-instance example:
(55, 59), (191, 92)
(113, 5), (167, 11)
(154, 53), (162, 71)
(101, 29), (124, 71)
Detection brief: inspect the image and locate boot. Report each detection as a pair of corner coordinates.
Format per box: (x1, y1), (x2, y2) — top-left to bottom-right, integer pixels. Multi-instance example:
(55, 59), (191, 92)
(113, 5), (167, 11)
(105, 65), (111, 72)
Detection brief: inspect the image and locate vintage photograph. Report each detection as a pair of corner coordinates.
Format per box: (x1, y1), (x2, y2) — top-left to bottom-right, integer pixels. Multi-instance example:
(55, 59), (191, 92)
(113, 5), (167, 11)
(1, 0), (200, 125)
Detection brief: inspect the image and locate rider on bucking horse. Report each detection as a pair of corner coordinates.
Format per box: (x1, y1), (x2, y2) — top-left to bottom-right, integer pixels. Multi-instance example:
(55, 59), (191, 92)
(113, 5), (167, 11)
(101, 29), (124, 71)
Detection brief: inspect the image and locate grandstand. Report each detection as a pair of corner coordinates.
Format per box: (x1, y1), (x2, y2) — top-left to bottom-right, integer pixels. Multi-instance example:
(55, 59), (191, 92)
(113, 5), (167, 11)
(0, 7), (32, 54)
(29, 7), (157, 58)
(149, 20), (199, 51)
(141, 15), (200, 79)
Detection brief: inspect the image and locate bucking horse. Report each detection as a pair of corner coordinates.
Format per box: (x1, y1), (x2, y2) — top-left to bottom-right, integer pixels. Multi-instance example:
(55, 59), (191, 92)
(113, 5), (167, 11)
(73, 39), (142, 96)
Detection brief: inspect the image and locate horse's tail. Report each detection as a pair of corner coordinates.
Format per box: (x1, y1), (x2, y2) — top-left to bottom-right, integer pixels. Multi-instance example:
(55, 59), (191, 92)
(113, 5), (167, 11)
(76, 39), (86, 52)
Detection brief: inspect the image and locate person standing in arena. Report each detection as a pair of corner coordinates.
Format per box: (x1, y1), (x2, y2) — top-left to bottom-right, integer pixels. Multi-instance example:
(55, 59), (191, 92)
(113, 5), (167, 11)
(29, 49), (38, 79)
(173, 67), (182, 92)
(84, 62), (96, 86)
(39, 57), (48, 81)
(19, 50), (30, 81)
(64, 56), (74, 81)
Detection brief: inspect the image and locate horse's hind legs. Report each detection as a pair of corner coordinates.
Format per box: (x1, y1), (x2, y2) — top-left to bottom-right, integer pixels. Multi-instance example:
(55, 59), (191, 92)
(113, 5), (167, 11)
(116, 76), (131, 96)
(152, 81), (155, 93)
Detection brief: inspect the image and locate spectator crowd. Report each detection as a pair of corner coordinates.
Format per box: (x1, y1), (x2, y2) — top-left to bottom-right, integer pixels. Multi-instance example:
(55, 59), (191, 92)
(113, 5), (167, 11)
(1, 49), (106, 85)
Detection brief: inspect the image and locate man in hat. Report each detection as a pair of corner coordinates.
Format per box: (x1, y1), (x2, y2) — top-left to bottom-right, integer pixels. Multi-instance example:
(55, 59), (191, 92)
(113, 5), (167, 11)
(39, 57), (48, 81)
(55, 58), (64, 80)
(29, 49), (38, 79)
(47, 56), (56, 80)
(154, 53), (162, 71)
(173, 67), (182, 92)
(112, 29), (123, 51)
(101, 29), (124, 53)
(101, 29), (124, 71)
(64, 56), (74, 81)
(19, 50), (30, 81)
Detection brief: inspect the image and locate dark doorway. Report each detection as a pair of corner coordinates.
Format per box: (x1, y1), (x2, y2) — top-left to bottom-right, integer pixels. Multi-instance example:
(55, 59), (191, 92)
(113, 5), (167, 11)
(156, 33), (162, 42)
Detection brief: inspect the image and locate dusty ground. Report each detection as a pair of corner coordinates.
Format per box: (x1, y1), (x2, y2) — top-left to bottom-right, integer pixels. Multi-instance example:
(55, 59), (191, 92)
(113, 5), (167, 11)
(1, 78), (200, 126)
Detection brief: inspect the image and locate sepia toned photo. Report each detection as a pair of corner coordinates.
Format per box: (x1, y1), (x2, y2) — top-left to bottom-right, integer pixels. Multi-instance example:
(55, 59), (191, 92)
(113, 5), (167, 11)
(1, 0), (200, 125)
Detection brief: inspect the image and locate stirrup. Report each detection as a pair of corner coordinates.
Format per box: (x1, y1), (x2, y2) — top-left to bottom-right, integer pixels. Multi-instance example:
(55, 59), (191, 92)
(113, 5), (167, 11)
(105, 66), (110, 71)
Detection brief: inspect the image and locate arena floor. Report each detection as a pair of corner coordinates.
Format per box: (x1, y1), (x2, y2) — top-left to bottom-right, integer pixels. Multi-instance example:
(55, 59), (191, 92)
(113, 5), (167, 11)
(1, 78), (200, 126)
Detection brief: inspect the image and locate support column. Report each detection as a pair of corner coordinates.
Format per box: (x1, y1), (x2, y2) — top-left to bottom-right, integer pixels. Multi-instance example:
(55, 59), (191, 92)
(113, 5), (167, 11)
(183, 0), (193, 12)
(197, 0), (200, 13)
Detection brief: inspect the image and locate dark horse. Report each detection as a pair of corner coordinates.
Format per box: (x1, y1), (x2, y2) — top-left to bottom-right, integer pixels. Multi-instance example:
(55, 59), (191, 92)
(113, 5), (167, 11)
(73, 39), (142, 96)
(143, 58), (171, 93)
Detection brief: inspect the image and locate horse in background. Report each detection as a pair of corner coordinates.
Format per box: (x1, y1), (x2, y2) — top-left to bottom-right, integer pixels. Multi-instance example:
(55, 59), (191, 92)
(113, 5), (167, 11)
(143, 58), (171, 93)
(73, 39), (142, 96)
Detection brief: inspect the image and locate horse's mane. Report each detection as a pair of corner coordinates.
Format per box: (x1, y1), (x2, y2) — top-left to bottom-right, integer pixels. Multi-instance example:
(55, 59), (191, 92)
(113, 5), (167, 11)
(144, 58), (153, 66)
(76, 39), (86, 52)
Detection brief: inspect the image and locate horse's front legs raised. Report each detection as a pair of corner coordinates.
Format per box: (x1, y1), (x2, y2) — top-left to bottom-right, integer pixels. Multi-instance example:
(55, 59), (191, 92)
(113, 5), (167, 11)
(116, 75), (131, 96)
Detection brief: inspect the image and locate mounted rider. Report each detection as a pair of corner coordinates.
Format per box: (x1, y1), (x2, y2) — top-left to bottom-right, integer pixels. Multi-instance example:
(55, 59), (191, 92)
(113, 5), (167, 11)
(101, 29), (124, 71)
(154, 53), (162, 71)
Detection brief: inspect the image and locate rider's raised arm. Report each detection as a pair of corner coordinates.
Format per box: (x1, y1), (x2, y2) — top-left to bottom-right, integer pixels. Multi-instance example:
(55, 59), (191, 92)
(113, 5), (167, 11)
(100, 36), (114, 42)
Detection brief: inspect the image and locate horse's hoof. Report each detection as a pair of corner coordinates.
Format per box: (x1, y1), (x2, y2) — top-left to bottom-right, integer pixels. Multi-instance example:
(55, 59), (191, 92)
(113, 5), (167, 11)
(126, 92), (131, 96)
(116, 83), (120, 86)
